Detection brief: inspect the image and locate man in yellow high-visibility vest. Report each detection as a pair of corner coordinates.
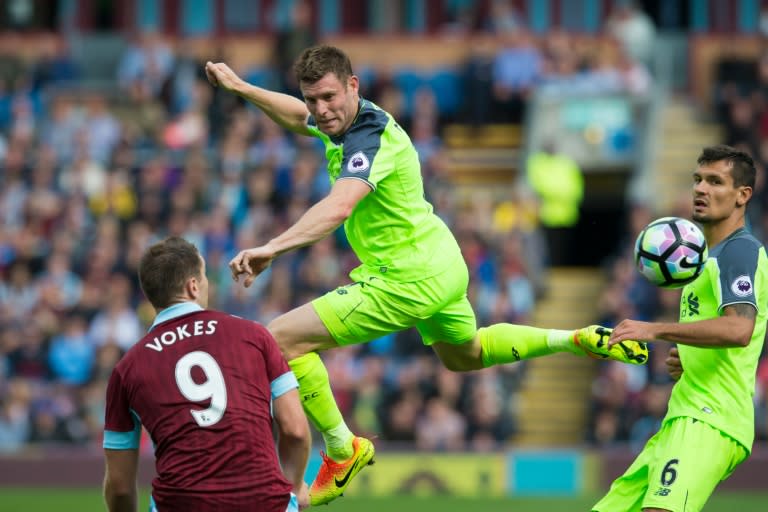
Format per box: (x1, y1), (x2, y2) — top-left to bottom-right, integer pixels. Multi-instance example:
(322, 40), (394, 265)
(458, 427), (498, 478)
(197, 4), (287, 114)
(526, 143), (584, 266)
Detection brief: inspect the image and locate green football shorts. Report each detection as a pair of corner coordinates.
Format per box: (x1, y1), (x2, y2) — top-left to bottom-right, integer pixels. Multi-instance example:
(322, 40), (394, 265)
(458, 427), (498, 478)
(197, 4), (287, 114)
(312, 257), (476, 346)
(592, 416), (748, 512)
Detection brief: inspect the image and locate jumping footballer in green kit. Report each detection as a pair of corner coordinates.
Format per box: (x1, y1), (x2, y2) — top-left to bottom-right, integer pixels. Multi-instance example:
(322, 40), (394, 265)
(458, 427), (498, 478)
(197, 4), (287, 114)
(594, 145), (768, 512)
(205, 44), (649, 506)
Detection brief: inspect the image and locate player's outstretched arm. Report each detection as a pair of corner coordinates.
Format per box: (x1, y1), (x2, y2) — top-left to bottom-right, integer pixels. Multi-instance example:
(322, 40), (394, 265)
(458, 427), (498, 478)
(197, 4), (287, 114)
(229, 179), (371, 287)
(609, 304), (756, 349)
(103, 448), (139, 512)
(267, 179), (370, 255)
(205, 61), (311, 136)
(273, 388), (311, 506)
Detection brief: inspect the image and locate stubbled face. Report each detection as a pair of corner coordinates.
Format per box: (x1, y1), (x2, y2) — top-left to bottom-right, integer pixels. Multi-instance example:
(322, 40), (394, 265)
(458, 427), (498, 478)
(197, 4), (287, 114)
(692, 160), (745, 224)
(301, 72), (359, 137)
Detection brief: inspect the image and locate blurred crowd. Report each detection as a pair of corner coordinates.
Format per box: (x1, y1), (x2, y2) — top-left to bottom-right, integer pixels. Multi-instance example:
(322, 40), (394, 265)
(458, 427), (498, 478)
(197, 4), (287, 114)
(3, 1), (764, 457)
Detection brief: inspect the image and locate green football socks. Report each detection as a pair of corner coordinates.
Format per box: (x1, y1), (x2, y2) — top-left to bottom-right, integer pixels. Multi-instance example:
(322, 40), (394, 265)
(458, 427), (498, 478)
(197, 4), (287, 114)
(288, 352), (354, 461)
(479, 324), (580, 368)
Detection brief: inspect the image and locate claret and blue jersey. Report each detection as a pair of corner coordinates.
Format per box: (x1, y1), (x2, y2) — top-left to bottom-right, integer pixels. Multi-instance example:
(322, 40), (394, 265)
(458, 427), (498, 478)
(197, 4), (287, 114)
(103, 302), (298, 512)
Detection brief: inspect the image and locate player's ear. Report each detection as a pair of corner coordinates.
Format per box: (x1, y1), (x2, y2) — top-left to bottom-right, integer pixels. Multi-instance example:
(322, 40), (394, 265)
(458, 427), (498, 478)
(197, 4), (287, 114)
(736, 185), (752, 207)
(186, 276), (200, 301)
(347, 75), (359, 94)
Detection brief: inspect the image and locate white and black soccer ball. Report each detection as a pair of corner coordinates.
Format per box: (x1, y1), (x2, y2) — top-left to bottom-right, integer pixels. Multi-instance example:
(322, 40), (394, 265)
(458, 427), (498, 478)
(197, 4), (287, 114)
(634, 217), (708, 288)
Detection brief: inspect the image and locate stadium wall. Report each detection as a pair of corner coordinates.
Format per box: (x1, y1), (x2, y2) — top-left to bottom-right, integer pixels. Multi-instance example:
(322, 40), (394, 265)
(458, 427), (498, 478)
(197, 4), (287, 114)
(2, 447), (766, 495)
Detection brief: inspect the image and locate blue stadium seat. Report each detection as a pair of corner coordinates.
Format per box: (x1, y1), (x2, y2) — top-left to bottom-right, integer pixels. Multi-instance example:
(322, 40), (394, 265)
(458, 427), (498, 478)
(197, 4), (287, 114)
(427, 68), (461, 116)
(244, 67), (276, 89)
(393, 68), (425, 116)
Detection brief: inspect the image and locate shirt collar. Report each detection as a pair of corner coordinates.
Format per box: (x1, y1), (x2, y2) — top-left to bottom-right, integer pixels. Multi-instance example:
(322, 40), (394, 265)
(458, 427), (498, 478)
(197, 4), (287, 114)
(149, 302), (204, 332)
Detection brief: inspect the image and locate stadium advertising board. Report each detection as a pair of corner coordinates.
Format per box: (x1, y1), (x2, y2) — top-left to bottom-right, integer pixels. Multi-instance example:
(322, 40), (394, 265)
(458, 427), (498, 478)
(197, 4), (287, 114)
(334, 453), (506, 497)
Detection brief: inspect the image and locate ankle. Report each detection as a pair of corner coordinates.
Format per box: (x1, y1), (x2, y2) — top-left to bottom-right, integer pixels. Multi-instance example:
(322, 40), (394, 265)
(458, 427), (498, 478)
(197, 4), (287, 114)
(323, 425), (354, 461)
(547, 329), (581, 354)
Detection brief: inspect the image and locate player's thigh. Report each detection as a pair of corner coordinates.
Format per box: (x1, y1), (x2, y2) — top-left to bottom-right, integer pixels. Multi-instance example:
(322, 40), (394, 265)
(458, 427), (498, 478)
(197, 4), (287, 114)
(414, 257), (475, 346)
(416, 292), (477, 346)
(267, 302), (337, 359)
(592, 430), (660, 512)
(642, 416), (747, 512)
(311, 277), (419, 347)
(421, 294), (479, 370)
(312, 259), (471, 347)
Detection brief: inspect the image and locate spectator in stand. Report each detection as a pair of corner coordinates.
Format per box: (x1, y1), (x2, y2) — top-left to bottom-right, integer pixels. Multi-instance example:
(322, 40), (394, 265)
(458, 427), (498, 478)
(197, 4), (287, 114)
(605, 1), (656, 70)
(48, 314), (94, 386)
(273, 0), (317, 96)
(87, 273), (143, 351)
(116, 29), (175, 103)
(458, 38), (495, 126)
(0, 261), (38, 321)
(30, 37), (80, 91)
(485, 0), (524, 35)
(491, 29), (542, 123)
(82, 93), (121, 165)
(0, 378), (31, 451)
(525, 142), (584, 266)
(5, 321), (49, 381)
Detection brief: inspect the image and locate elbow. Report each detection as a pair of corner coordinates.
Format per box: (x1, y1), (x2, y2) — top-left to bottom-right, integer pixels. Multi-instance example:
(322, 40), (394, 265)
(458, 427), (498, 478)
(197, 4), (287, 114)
(736, 321), (755, 347)
(726, 316), (755, 348)
(104, 479), (134, 501)
(729, 325), (753, 348)
(335, 203), (354, 223)
(734, 333), (752, 348)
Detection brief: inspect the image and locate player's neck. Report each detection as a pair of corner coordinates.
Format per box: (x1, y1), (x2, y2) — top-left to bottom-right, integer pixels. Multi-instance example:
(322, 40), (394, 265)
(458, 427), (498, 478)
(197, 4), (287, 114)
(704, 217), (745, 248)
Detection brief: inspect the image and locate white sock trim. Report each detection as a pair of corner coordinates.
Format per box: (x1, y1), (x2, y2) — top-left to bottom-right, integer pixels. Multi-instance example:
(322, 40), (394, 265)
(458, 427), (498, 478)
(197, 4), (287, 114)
(323, 423), (354, 458)
(546, 329), (579, 354)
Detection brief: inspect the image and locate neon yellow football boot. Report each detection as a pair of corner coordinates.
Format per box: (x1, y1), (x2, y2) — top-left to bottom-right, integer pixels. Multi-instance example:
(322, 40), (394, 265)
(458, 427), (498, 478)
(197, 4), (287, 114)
(309, 436), (375, 506)
(574, 325), (648, 365)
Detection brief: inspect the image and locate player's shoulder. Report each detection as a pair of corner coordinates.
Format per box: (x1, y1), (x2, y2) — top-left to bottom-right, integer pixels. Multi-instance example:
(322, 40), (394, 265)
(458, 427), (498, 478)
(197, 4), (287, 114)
(205, 309), (270, 333)
(351, 99), (390, 132)
(716, 229), (763, 258)
(136, 310), (269, 351)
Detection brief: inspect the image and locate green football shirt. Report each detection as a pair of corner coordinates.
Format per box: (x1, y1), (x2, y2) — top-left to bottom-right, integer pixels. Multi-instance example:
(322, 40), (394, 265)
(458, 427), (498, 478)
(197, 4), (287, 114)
(307, 99), (462, 282)
(666, 228), (768, 452)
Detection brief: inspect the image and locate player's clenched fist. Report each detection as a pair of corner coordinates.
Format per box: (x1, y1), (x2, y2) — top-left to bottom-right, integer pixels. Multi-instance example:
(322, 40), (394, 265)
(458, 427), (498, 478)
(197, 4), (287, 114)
(665, 346), (683, 381)
(229, 245), (276, 287)
(205, 61), (245, 93)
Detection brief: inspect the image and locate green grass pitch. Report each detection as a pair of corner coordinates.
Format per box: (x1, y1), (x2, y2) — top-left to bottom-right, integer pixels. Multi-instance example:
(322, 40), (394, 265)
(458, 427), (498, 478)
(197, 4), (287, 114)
(1, 488), (767, 512)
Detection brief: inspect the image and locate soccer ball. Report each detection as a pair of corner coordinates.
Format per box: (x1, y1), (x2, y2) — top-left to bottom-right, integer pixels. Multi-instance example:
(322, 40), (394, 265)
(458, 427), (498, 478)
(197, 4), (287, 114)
(634, 217), (708, 288)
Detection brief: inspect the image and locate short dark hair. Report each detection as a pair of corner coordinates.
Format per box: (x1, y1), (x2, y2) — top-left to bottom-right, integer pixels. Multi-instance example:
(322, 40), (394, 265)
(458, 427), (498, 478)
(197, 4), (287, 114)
(697, 144), (756, 188)
(293, 45), (353, 84)
(138, 237), (202, 310)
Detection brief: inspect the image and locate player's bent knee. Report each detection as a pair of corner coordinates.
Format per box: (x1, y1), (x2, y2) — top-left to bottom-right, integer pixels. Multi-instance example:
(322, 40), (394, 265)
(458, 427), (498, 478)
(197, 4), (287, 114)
(268, 331), (305, 361)
(441, 359), (475, 372)
(433, 339), (483, 372)
(436, 353), (483, 372)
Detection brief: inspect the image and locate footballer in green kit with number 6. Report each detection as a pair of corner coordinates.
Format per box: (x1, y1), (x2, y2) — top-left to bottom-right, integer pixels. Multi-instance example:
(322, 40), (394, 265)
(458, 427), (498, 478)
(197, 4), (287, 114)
(205, 44), (649, 506)
(594, 145), (768, 512)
